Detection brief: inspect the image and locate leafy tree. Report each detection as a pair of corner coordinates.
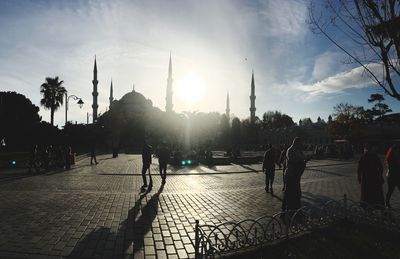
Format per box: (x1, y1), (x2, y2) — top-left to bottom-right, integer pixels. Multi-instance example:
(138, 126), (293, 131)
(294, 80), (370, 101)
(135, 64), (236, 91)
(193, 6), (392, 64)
(299, 118), (313, 128)
(367, 93), (392, 118)
(219, 114), (230, 147)
(328, 102), (369, 140)
(0, 91), (42, 149)
(309, 0), (400, 101)
(231, 117), (241, 147)
(262, 111), (294, 129)
(40, 76), (66, 125)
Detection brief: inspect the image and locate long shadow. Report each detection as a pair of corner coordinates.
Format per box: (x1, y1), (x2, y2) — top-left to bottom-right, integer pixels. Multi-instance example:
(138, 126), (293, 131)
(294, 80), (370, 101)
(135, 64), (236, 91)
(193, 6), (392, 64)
(68, 183), (163, 258)
(301, 192), (333, 207)
(270, 192), (283, 201)
(0, 167), (66, 183)
(126, 184), (164, 255)
(238, 164), (259, 173)
(98, 157), (115, 161)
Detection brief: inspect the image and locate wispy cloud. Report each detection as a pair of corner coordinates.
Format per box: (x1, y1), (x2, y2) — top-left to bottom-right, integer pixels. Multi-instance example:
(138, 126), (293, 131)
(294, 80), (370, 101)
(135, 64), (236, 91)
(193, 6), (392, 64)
(258, 0), (308, 37)
(298, 63), (382, 96)
(311, 51), (344, 81)
(3, 0), (392, 125)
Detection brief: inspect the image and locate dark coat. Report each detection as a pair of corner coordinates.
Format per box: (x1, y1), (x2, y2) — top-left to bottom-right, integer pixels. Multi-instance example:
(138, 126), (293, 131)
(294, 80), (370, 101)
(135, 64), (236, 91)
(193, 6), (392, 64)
(282, 145), (306, 211)
(262, 148), (279, 172)
(158, 146), (170, 165)
(142, 145), (152, 166)
(387, 149), (400, 183)
(357, 152), (384, 206)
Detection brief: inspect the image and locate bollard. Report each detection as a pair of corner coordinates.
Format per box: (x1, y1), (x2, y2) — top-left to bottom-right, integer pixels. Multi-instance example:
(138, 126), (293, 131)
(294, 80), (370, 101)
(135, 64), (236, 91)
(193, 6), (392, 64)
(344, 194), (348, 220)
(195, 220), (200, 259)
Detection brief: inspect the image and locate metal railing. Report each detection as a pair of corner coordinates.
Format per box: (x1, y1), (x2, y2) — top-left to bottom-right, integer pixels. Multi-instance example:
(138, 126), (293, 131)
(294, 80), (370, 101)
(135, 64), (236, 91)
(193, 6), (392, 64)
(194, 194), (400, 259)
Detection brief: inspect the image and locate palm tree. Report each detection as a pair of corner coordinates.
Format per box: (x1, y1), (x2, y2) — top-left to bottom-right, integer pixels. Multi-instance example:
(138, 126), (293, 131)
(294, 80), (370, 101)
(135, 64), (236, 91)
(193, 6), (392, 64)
(40, 76), (66, 126)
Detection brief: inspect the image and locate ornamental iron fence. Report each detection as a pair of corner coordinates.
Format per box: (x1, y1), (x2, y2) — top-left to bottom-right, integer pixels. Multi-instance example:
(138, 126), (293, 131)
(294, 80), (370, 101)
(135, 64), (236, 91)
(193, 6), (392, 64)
(194, 194), (400, 259)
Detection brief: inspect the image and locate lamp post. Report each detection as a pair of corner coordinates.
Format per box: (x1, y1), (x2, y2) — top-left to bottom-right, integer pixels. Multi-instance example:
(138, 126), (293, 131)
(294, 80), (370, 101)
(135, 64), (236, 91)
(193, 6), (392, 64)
(65, 92), (84, 126)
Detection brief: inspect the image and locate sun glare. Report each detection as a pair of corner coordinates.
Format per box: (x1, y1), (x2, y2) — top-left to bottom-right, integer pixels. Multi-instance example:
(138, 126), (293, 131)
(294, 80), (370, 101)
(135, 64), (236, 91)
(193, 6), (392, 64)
(176, 74), (205, 105)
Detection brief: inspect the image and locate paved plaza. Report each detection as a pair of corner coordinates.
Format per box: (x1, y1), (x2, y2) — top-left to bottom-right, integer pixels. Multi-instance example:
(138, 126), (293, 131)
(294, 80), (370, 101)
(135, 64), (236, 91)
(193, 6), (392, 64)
(0, 154), (399, 259)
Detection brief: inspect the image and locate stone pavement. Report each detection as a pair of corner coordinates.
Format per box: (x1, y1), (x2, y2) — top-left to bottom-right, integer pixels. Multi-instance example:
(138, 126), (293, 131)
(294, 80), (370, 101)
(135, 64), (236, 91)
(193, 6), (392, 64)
(0, 154), (399, 259)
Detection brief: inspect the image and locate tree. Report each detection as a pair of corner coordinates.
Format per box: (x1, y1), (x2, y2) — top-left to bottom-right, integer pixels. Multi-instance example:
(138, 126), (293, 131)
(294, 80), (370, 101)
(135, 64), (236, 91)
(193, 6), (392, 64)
(367, 93), (392, 118)
(40, 76), (66, 125)
(309, 1), (400, 101)
(0, 91), (42, 149)
(299, 118), (313, 128)
(262, 111), (294, 129)
(219, 114), (230, 147)
(328, 102), (369, 140)
(231, 117), (241, 147)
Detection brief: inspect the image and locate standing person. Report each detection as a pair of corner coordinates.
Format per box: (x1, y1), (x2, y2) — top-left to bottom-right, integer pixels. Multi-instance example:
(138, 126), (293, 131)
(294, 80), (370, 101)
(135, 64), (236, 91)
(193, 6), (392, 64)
(262, 145), (280, 193)
(279, 145), (288, 191)
(158, 142), (170, 185)
(28, 144), (38, 173)
(43, 145), (50, 172)
(357, 143), (384, 209)
(90, 142), (98, 165)
(281, 137), (307, 213)
(141, 143), (153, 190)
(385, 144), (400, 208)
(65, 146), (72, 170)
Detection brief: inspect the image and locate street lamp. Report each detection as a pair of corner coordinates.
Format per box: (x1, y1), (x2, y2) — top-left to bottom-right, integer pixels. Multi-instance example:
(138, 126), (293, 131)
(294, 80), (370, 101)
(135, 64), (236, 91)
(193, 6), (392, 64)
(65, 92), (84, 125)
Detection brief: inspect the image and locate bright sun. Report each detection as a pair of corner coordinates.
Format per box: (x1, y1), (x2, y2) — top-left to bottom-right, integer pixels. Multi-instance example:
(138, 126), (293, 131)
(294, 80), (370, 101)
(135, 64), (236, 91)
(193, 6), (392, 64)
(176, 74), (205, 105)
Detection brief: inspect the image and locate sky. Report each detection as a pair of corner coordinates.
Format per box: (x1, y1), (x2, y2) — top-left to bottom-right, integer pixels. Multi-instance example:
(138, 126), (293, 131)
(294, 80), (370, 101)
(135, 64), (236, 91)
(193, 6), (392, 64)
(0, 0), (399, 127)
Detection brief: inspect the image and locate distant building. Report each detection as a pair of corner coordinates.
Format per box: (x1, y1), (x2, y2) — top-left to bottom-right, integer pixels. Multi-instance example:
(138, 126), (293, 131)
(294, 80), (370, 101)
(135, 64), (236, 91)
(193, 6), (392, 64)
(226, 92), (230, 122)
(259, 118), (334, 146)
(92, 56), (99, 123)
(109, 79), (114, 109)
(249, 71), (256, 125)
(166, 54), (173, 113)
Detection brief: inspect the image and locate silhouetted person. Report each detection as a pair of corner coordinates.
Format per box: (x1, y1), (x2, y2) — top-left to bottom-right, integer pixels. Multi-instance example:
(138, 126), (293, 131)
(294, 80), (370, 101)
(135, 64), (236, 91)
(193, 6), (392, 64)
(282, 137), (306, 213)
(384, 144), (400, 208)
(206, 150), (213, 166)
(48, 145), (55, 169)
(158, 142), (170, 184)
(141, 143), (152, 190)
(262, 146), (280, 193)
(90, 143), (98, 165)
(357, 144), (384, 209)
(55, 145), (64, 168)
(28, 144), (38, 173)
(279, 145), (288, 191)
(43, 145), (50, 171)
(65, 146), (72, 170)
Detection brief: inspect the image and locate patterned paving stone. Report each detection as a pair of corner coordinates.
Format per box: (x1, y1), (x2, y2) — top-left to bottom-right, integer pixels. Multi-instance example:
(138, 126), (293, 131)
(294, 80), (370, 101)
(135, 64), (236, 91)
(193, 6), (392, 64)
(0, 154), (399, 258)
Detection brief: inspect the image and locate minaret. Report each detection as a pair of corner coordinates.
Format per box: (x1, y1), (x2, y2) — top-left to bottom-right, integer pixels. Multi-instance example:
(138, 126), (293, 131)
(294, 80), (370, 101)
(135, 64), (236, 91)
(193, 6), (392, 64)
(225, 92), (230, 121)
(92, 56), (98, 123)
(250, 70), (256, 124)
(166, 53), (173, 113)
(109, 79), (114, 109)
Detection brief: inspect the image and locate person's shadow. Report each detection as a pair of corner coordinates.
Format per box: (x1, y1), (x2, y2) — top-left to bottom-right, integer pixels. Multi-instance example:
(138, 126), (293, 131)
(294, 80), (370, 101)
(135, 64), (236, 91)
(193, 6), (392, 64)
(68, 182), (164, 258)
(125, 183), (164, 254)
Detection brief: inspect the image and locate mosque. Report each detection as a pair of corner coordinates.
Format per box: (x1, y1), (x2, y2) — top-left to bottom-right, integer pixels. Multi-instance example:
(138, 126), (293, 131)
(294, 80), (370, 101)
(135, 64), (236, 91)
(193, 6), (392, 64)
(90, 55), (257, 124)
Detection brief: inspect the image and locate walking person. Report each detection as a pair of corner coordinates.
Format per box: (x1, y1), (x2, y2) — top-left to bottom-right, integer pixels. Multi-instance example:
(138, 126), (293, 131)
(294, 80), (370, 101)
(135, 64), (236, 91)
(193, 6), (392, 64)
(28, 144), (38, 173)
(158, 142), (170, 185)
(90, 142), (98, 165)
(385, 144), (400, 208)
(262, 145), (280, 194)
(279, 144), (288, 191)
(141, 143), (153, 191)
(281, 137), (307, 213)
(65, 146), (72, 170)
(357, 143), (384, 209)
